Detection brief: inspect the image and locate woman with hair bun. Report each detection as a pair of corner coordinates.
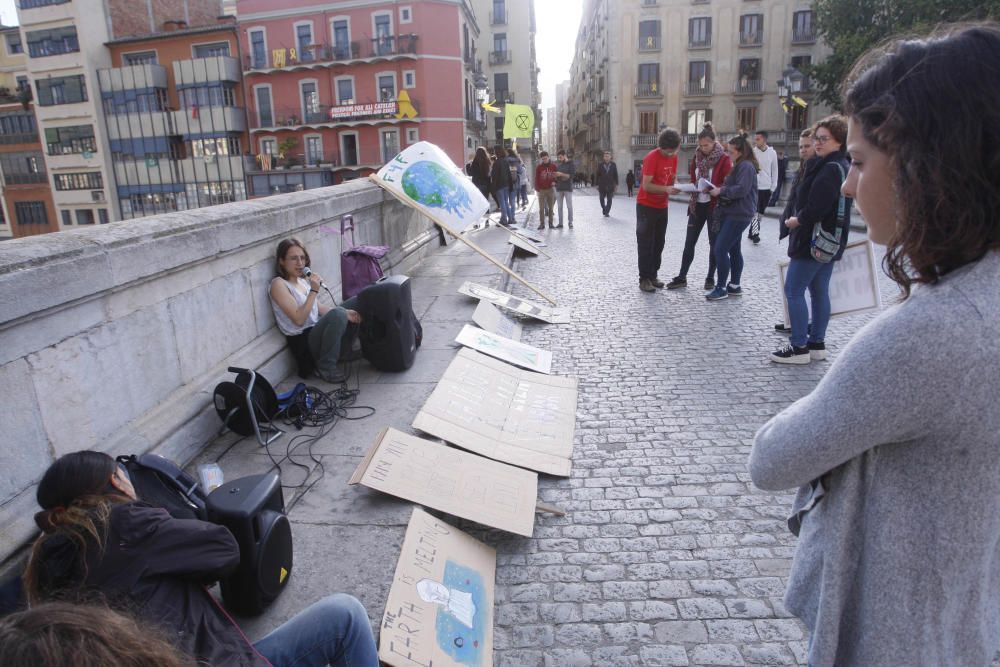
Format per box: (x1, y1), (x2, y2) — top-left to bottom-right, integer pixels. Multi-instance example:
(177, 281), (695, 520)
(24, 450), (378, 666)
(665, 122), (732, 291)
(705, 133), (759, 300)
(750, 23), (1000, 666)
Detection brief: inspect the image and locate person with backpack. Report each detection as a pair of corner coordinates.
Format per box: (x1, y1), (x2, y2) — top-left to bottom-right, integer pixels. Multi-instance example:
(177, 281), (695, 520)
(490, 146), (515, 226)
(22, 451), (378, 667)
(770, 115), (851, 364)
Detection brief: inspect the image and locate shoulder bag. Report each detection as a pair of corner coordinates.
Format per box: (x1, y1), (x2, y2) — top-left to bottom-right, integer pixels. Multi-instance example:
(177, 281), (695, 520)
(809, 162), (848, 263)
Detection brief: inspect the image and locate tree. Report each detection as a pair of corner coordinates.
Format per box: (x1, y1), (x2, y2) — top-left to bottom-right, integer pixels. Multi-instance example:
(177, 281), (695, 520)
(811, 0), (1000, 109)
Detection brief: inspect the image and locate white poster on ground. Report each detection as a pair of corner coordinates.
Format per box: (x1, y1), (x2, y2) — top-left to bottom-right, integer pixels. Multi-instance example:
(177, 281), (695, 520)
(777, 239), (884, 326)
(413, 348), (577, 476)
(458, 281), (570, 324)
(379, 508), (495, 667)
(455, 325), (552, 374)
(372, 141), (488, 234)
(350, 427), (538, 537)
(472, 300), (523, 341)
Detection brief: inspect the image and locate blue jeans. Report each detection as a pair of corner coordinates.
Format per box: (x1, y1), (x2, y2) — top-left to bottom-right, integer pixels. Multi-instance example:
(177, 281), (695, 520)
(507, 185), (518, 214)
(254, 594), (378, 667)
(784, 257), (835, 348)
(495, 186), (514, 225)
(713, 218), (751, 287)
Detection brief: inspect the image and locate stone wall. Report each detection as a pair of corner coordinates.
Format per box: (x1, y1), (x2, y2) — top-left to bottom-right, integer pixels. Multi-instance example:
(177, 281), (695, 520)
(0, 180), (438, 563)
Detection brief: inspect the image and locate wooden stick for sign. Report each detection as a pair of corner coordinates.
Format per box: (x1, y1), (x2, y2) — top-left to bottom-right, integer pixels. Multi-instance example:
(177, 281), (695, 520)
(535, 500), (566, 516)
(368, 175), (557, 305)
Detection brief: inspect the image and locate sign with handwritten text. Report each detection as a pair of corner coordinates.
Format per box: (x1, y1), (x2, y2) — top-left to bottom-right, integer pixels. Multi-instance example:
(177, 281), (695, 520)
(379, 508), (496, 666)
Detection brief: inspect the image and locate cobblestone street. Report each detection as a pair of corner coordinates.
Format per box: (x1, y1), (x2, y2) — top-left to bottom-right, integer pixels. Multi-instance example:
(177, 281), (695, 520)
(489, 191), (896, 667)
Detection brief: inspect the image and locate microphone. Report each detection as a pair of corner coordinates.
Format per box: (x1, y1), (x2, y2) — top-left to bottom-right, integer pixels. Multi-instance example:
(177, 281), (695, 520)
(302, 267), (327, 289)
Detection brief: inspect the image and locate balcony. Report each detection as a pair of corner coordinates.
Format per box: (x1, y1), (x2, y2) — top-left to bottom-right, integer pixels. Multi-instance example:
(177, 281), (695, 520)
(170, 106), (247, 137)
(243, 35), (417, 72)
(174, 56), (241, 86)
(99, 64), (168, 92)
(634, 83), (662, 98)
(684, 81), (713, 96)
(489, 50), (511, 65)
(370, 34), (419, 58)
(251, 100), (416, 131)
(631, 134), (658, 148)
(0, 132), (40, 145)
(689, 37), (711, 49)
(641, 0), (658, 5)
(490, 9), (508, 24)
(734, 79), (764, 95)
(739, 31), (763, 46)
(792, 28), (816, 44)
(3, 172), (48, 185)
(638, 36), (661, 51)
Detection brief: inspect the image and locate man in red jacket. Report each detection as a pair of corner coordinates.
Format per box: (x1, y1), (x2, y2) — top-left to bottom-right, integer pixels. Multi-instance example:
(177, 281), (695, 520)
(636, 128), (682, 292)
(534, 151), (558, 230)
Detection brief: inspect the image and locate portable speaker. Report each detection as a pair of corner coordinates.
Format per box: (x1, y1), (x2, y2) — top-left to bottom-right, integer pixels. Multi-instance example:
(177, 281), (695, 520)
(206, 473), (292, 616)
(357, 274), (418, 372)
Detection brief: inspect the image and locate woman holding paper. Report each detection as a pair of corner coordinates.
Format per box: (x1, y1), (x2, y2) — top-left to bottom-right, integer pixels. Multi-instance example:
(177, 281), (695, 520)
(750, 23), (1000, 666)
(665, 122), (732, 291)
(771, 116), (851, 364)
(705, 134), (758, 300)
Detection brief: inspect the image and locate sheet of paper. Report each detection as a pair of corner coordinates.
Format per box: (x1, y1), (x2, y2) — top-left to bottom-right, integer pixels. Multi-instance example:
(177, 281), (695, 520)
(350, 427), (538, 536)
(458, 281), (570, 324)
(413, 348), (577, 476)
(676, 178), (715, 193)
(379, 508), (496, 666)
(472, 301), (523, 341)
(455, 324), (552, 374)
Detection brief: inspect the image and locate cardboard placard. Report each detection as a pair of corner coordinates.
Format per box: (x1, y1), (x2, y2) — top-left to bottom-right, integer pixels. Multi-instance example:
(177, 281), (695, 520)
(455, 325), (552, 375)
(777, 239), (884, 326)
(508, 234), (540, 256)
(458, 281), (570, 324)
(350, 427), (538, 537)
(413, 349), (577, 476)
(472, 301), (523, 341)
(379, 507), (496, 667)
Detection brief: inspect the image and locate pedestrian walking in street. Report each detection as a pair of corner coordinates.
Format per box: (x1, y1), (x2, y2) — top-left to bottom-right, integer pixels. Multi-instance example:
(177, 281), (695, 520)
(770, 115), (851, 364)
(774, 129), (819, 334)
(769, 150), (789, 207)
(468, 147), (493, 227)
(666, 122), (732, 291)
(748, 130), (779, 243)
(635, 128), (682, 292)
(705, 134), (759, 300)
(534, 151), (558, 229)
(490, 146), (515, 226)
(625, 170), (635, 197)
(597, 150), (619, 217)
(750, 23), (1000, 667)
(554, 150), (575, 228)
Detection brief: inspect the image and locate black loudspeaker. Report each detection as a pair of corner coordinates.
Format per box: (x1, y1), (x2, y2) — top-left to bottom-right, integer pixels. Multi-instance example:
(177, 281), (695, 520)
(206, 473), (292, 616)
(357, 274), (418, 371)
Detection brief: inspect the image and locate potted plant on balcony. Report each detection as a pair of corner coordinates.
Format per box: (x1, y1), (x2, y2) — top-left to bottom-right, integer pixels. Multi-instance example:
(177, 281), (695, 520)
(278, 137), (300, 168)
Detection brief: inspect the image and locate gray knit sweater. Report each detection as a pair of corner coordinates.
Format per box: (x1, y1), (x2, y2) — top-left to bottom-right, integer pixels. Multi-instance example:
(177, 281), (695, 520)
(750, 250), (1000, 667)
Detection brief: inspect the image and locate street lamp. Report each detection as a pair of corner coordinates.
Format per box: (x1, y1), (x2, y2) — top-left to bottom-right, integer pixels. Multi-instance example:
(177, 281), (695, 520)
(777, 65), (804, 148)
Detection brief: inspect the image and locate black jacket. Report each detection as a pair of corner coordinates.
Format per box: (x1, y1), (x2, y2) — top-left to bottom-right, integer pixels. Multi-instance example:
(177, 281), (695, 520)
(489, 156), (512, 192)
(597, 161), (619, 192)
(38, 502), (268, 666)
(787, 149), (852, 260)
(779, 156), (819, 241)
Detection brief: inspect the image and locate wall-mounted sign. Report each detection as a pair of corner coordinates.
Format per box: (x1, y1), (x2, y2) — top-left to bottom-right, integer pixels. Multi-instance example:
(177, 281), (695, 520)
(330, 101), (399, 119)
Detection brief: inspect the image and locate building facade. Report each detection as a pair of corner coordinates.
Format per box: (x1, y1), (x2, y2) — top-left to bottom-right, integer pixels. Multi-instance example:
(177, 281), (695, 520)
(236, 0), (483, 196)
(0, 24), (56, 238)
(100, 24), (250, 220)
(568, 0), (832, 182)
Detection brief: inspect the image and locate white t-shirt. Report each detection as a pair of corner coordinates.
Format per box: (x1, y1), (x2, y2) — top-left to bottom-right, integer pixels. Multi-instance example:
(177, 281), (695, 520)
(754, 145), (779, 191)
(269, 277), (319, 336)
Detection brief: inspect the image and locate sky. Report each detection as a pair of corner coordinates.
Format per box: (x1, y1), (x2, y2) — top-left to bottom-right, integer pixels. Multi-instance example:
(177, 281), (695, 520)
(0, 0), (14, 27)
(534, 0), (583, 111)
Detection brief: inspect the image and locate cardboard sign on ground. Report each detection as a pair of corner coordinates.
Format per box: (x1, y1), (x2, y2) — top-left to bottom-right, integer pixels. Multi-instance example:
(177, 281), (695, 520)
(472, 300), (523, 341)
(379, 507), (496, 667)
(777, 239), (884, 326)
(350, 427), (538, 537)
(508, 233), (541, 257)
(413, 348), (577, 476)
(458, 281), (570, 324)
(455, 324), (552, 375)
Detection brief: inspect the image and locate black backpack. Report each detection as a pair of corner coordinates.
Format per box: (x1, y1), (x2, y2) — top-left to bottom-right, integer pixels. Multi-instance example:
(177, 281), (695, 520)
(116, 454), (208, 521)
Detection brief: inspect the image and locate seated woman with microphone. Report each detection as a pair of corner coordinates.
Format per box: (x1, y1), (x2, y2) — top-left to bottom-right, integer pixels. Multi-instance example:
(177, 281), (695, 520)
(24, 450), (378, 666)
(270, 238), (362, 384)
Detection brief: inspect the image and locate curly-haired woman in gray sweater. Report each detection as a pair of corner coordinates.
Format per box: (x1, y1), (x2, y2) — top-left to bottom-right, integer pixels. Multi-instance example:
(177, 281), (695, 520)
(750, 23), (1000, 666)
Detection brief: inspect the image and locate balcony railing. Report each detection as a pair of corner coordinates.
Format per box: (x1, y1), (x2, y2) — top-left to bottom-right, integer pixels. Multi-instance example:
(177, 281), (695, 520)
(4, 172), (48, 185)
(641, 0), (658, 5)
(495, 91), (515, 104)
(689, 37), (711, 49)
(244, 35), (417, 70)
(370, 34), (418, 58)
(739, 31), (762, 46)
(638, 36), (661, 51)
(489, 50), (512, 65)
(0, 133), (40, 145)
(684, 81), (713, 96)
(634, 83), (662, 98)
(251, 101), (415, 129)
(792, 28), (816, 44)
(18, 0), (69, 7)
(490, 9), (508, 24)
(631, 134), (658, 148)
(734, 79), (764, 95)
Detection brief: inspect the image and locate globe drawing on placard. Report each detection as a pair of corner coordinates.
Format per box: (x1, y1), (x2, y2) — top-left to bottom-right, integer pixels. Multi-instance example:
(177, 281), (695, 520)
(401, 160), (474, 216)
